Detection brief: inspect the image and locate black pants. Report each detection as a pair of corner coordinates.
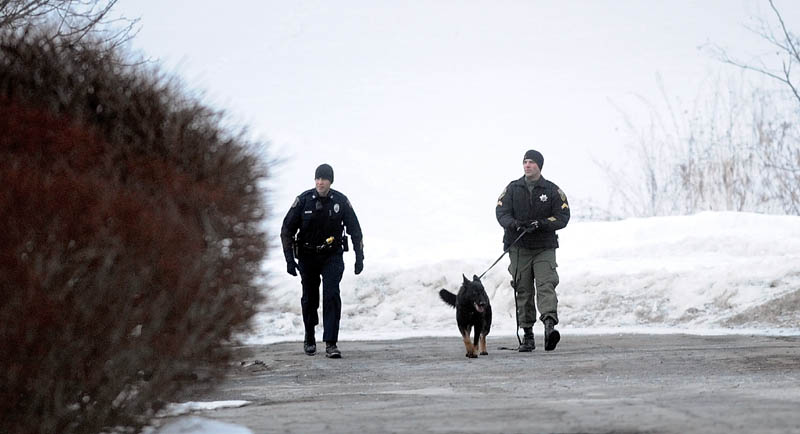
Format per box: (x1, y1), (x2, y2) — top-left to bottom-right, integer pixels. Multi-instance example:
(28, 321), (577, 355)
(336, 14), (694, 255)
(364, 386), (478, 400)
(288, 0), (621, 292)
(298, 252), (345, 343)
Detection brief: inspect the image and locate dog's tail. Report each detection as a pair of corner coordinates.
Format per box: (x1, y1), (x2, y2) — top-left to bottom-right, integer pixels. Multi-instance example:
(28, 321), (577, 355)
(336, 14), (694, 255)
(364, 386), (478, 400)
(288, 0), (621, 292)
(439, 289), (457, 308)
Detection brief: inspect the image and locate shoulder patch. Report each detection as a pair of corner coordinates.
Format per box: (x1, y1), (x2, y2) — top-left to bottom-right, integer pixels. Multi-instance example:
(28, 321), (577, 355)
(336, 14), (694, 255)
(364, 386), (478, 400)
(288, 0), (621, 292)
(290, 197), (299, 208)
(497, 187), (507, 201)
(557, 188), (567, 203)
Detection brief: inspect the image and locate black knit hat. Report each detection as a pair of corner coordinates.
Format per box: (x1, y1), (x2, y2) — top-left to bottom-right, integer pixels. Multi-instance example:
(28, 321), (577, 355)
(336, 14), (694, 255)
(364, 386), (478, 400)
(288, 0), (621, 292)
(523, 149), (544, 169)
(314, 163), (334, 183)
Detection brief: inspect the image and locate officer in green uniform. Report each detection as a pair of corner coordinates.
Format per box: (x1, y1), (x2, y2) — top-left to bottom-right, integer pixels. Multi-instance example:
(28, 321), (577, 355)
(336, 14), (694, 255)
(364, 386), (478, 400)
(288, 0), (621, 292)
(496, 150), (570, 352)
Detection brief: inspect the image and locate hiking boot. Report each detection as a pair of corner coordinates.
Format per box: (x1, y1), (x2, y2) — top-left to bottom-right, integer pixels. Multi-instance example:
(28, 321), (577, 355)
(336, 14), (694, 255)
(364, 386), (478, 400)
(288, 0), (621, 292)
(518, 332), (535, 352)
(303, 330), (316, 356)
(325, 342), (341, 359)
(544, 318), (560, 352)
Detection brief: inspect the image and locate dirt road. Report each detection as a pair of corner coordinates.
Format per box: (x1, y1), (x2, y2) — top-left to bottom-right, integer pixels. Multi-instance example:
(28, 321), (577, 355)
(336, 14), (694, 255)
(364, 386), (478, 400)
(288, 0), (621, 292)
(155, 334), (800, 433)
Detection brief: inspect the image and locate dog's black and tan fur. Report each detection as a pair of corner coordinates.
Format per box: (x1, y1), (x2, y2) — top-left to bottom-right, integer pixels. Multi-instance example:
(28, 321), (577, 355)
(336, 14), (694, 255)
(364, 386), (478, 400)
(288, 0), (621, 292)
(439, 274), (492, 358)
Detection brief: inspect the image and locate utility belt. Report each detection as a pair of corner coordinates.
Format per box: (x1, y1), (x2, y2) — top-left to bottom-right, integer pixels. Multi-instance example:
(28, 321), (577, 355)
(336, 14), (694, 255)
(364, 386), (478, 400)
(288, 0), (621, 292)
(297, 235), (349, 255)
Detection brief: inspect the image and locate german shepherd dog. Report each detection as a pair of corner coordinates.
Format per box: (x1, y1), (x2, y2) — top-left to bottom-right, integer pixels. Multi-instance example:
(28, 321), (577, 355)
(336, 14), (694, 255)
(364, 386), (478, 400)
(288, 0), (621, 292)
(439, 274), (492, 358)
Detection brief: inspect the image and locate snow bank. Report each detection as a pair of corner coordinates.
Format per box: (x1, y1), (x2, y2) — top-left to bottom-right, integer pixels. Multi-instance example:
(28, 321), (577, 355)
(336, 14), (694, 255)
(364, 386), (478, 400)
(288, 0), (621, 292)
(248, 212), (800, 343)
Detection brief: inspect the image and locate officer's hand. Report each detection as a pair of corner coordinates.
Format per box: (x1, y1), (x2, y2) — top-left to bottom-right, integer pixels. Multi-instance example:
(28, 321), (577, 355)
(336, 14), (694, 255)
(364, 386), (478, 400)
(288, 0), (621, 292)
(524, 220), (540, 233)
(354, 259), (364, 275)
(286, 260), (298, 276)
(514, 220), (527, 232)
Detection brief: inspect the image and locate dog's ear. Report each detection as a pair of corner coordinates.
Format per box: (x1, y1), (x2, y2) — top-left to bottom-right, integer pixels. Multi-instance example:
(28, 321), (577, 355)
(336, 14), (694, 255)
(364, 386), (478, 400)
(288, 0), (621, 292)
(462, 274), (469, 284)
(473, 274), (480, 281)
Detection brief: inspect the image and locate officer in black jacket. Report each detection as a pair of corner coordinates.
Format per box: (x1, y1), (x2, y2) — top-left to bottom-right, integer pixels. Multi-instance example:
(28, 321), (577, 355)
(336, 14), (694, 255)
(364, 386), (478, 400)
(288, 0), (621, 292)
(281, 163), (364, 358)
(496, 150), (569, 352)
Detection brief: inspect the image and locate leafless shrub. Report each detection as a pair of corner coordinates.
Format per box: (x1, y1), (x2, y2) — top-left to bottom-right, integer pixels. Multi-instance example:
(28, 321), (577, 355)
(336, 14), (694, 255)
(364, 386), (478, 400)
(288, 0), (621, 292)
(603, 72), (797, 217)
(703, 0), (800, 215)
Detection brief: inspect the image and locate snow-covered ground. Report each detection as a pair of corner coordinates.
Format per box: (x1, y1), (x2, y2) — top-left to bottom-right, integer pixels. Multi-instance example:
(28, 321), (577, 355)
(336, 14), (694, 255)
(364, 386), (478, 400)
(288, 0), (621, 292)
(249, 212), (800, 343)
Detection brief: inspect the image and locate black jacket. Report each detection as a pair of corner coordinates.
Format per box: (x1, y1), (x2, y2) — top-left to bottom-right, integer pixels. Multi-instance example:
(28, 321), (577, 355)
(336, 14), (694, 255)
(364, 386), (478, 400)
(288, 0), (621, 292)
(281, 188), (364, 261)
(495, 175), (570, 249)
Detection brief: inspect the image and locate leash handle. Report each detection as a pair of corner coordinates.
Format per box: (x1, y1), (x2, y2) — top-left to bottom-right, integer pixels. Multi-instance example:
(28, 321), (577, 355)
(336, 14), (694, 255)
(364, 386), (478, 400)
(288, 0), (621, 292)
(478, 230), (527, 279)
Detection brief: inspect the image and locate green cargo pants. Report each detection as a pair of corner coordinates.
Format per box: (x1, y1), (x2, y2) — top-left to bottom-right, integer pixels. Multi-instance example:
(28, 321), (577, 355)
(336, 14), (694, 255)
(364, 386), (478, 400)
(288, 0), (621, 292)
(508, 246), (559, 327)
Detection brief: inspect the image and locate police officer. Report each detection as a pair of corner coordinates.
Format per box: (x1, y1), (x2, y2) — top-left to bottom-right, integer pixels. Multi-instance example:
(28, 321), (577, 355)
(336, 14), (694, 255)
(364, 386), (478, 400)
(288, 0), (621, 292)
(281, 163), (364, 358)
(496, 150), (569, 352)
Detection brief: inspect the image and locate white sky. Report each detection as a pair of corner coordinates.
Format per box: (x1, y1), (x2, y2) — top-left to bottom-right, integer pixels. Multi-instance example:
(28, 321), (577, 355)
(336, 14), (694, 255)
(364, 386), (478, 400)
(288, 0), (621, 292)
(117, 1), (799, 258)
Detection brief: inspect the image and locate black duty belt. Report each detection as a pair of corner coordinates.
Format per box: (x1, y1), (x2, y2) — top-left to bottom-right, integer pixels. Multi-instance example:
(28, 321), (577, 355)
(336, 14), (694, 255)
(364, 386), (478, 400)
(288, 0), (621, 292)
(302, 236), (337, 253)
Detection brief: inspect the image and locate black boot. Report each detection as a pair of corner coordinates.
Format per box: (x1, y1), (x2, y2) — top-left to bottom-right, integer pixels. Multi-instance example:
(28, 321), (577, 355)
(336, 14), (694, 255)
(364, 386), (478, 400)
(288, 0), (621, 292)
(325, 342), (341, 359)
(518, 327), (535, 352)
(544, 318), (560, 352)
(303, 330), (316, 356)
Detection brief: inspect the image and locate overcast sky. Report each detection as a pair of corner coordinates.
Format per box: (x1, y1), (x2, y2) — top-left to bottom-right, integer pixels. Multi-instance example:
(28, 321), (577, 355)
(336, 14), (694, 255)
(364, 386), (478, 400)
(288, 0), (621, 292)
(117, 1), (798, 262)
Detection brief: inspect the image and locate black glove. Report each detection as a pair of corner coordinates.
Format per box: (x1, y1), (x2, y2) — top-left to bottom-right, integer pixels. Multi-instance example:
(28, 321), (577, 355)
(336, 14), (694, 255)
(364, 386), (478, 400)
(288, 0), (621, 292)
(286, 260), (298, 276)
(524, 220), (540, 233)
(354, 258), (364, 275)
(515, 219), (539, 233)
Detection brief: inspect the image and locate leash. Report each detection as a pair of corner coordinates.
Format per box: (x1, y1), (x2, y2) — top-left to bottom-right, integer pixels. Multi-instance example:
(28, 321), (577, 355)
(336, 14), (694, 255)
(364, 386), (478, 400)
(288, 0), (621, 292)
(477, 229), (527, 280)
(482, 229), (527, 350)
(497, 246), (523, 350)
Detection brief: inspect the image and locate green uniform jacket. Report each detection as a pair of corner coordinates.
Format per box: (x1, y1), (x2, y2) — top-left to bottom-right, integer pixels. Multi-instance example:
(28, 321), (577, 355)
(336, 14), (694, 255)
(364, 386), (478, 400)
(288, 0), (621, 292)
(495, 175), (570, 250)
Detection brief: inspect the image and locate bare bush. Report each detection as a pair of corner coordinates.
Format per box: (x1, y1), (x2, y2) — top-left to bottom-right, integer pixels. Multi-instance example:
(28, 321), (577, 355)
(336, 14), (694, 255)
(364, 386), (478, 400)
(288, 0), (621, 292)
(604, 73), (796, 217)
(604, 82), (682, 217)
(755, 111), (800, 214)
(704, 0), (800, 215)
(0, 29), (268, 434)
(601, 1), (800, 218)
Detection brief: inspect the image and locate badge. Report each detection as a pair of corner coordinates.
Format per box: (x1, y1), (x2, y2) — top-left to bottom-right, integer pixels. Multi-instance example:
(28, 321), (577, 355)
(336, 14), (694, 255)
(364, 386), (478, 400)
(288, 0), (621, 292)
(334, 203), (340, 213)
(539, 194), (548, 202)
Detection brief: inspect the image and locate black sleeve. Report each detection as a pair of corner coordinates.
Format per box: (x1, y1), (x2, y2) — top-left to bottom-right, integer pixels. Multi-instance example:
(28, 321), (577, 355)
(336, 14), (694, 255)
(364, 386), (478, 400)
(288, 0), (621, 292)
(495, 183), (517, 230)
(539, 186), (570, 232)
(342, 198), (364, 260)
(280, 195), (303, 262)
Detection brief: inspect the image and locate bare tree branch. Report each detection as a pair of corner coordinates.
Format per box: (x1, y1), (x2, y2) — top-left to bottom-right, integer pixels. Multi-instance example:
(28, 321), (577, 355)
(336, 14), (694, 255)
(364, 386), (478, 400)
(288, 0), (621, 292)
(770, 0), (800, 63)
(0, 0), (139, 52)
(704, 1), (800, 107)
